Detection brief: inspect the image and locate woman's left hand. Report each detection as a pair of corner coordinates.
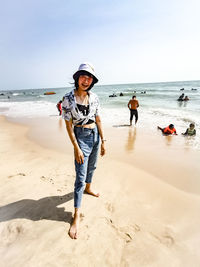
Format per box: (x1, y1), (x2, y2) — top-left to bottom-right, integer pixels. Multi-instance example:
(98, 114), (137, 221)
(100, 143), (106, 156)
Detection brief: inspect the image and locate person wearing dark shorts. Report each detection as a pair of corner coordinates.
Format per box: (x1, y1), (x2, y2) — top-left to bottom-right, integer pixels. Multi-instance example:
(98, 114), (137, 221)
(128, 95), (139, 126)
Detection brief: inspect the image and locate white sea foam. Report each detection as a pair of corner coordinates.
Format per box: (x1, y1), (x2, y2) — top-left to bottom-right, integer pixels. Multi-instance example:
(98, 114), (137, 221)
(101, 106), (200, 150)
(12, 93), (20, 96)
(0, 81), (199, 150)
(0, 101), (57, 118)
(1, 101), (198, 131)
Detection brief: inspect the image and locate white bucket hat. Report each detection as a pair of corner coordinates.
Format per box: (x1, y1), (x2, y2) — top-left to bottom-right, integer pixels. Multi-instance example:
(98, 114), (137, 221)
(73, 62), (98, 84)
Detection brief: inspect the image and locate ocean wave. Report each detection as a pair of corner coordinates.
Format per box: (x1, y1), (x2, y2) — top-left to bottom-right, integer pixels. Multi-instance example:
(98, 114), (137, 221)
(12, 93), (20, 96)
(0, 101), (57, 118)
(0, 101), (199, 151)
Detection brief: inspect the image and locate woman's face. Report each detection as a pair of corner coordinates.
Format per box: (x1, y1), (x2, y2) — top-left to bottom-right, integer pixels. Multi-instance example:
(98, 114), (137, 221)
(78, 74), (93, 91)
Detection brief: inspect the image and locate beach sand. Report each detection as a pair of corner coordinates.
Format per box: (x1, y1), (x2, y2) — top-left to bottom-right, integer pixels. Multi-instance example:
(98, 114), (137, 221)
(0, 116), (200, 267)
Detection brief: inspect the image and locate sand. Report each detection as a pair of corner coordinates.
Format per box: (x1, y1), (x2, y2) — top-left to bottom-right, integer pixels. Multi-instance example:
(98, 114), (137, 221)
(0, 115), (200, 267)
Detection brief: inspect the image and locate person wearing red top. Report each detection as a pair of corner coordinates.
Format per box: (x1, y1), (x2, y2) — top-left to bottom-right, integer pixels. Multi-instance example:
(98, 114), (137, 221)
(157, 124), (177, 135)
(56, 100), (62, 116)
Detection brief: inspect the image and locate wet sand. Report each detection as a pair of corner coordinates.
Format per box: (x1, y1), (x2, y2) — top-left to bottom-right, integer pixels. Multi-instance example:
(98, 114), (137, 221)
(1, 116), (200, 267)
(8, 116), (200, 195)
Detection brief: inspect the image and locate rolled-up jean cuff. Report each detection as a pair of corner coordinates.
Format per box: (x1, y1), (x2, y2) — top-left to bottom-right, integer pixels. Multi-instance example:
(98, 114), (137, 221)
(85, 177), (92, 184)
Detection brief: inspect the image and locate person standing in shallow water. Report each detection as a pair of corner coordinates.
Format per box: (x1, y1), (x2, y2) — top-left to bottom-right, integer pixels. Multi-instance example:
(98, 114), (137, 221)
(56, 100), (62, 116)
(128, 95), (139, 126)
(62, 63), (106, 239)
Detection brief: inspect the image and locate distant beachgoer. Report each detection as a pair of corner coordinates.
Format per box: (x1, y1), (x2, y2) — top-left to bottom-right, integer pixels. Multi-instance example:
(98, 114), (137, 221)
(180, 88), (184, 91)
(182, 123), (196, 136)
(157, 124), (177, 135)
(128, 95), (139, 126)
(56, 100), (62, 116)
(183, 96), (189, 101)
(109, 93), (117, 97)
(119, 92), (124, 96)
(62, 63), (106, 239)
(177, 93), (184, 101)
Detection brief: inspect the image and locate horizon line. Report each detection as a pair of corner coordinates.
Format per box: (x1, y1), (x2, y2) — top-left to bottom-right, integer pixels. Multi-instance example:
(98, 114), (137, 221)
(1, 79), (200, 91)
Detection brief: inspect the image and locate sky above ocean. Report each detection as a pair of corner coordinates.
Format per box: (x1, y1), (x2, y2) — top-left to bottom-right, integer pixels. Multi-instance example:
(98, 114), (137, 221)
(1, 0), (200, 90)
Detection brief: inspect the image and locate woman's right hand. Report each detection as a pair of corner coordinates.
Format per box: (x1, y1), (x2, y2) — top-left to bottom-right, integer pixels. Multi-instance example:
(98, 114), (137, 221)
(74, 147), (84, 164)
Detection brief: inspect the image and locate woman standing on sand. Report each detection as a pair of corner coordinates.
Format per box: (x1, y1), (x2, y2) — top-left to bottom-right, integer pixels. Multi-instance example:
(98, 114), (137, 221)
(62, 63), (106, 239)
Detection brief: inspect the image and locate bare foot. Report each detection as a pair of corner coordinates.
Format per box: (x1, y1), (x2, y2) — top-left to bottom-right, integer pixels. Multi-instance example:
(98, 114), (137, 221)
(68, 215), (79, 239)
(84, 188), (100, 197)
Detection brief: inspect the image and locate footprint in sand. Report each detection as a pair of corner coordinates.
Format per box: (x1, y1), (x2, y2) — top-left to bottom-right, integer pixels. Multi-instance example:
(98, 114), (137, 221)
(40, 175), (54, 185)
(40, 175), (47, 181)
(105, 202), (115, 213)
(125, 233), (133, 243)
(105, 217), (133, 243)
(160, 234), (174, 247)
(57, 185), (68, 193)
(151, 232), (174, 247)
(8, 173), (26, 178)
(132, 224), (141, 232)
(119, 224), (141, 243)
(80, 213), (85, 222)
(40, 176), (68, 190)
(0, 223), (24, 245)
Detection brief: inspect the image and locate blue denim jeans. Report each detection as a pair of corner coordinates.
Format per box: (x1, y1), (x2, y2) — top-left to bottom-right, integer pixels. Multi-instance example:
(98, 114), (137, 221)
(74, 126), (100, 208)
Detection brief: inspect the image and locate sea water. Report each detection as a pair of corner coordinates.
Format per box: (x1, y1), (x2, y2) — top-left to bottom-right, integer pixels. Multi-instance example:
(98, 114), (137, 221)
(0, 80), (200, 150)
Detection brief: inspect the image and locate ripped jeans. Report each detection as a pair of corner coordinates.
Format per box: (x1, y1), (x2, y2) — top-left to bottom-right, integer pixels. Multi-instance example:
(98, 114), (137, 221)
(74, 126), (99, 208)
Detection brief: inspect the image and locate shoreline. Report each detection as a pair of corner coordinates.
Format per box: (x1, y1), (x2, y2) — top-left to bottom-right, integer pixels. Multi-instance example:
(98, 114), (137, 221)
(1, 115), (200, 266)
(6, 115), (200, 195)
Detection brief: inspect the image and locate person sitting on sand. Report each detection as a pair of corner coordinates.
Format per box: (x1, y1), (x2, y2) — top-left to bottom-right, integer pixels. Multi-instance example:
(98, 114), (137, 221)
(182, 123), (196, 136)
(62, 63), (106, 239)
(157, 124), (177, 135)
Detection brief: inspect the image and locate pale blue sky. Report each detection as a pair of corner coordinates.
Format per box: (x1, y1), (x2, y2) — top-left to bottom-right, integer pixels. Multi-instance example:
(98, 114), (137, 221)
(1, 0), (200, 90)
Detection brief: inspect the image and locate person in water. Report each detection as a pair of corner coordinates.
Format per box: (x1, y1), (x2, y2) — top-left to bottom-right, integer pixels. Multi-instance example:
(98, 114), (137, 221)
(56, 100), (62, 116)
(183, 96), (189, 101)
(128, 95), (139, 126)
(157, 124), (177, 135)
(178, 93), (185, 101)
(182, 123), (196, 136)
(109, 93), (117, 97)
(62, 63), (106, 239)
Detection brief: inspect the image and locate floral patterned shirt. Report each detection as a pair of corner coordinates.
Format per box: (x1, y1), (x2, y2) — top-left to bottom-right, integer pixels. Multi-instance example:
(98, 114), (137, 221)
(62, 89), (100, 126)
